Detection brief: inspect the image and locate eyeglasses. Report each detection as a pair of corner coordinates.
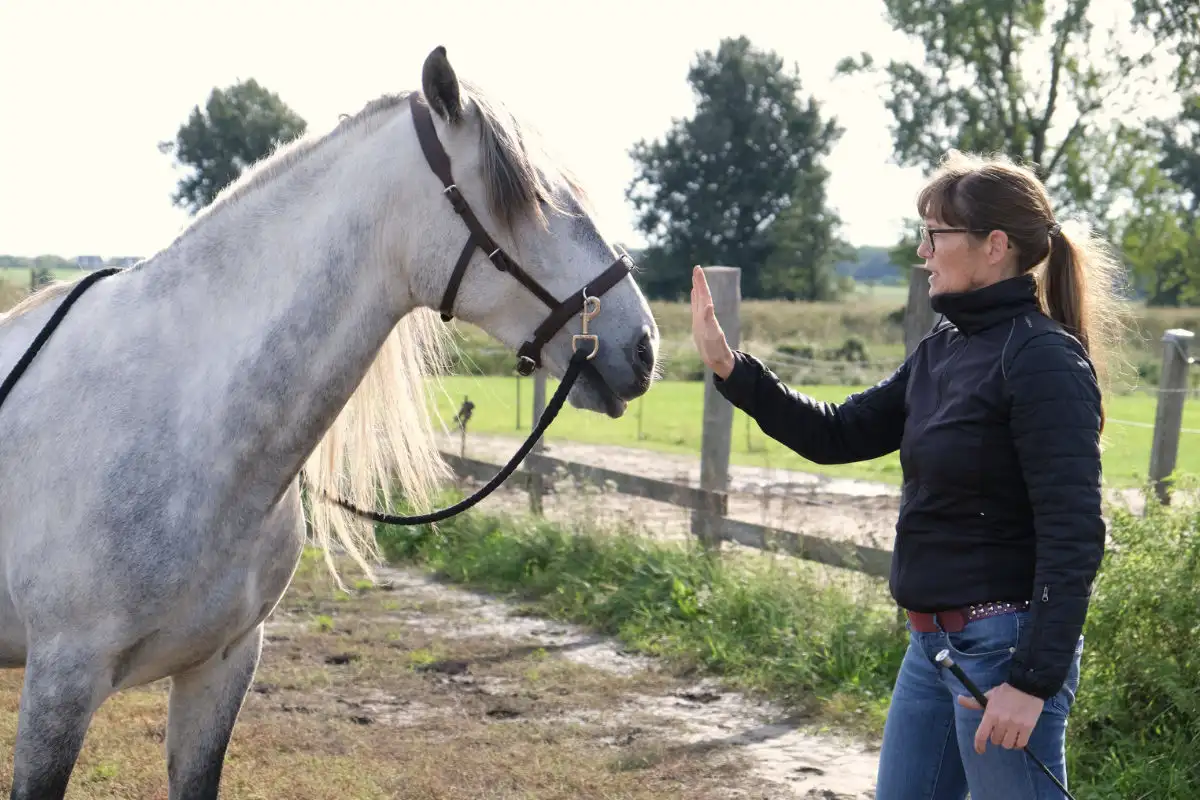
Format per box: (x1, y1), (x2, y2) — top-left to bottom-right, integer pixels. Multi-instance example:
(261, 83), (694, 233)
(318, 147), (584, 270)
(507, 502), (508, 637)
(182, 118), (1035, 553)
(919, 226), (998, 253)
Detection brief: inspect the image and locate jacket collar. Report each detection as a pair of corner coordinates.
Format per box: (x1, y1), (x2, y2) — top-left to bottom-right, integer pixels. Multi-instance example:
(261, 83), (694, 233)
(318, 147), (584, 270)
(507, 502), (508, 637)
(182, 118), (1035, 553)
(930, 273), (1039, 335)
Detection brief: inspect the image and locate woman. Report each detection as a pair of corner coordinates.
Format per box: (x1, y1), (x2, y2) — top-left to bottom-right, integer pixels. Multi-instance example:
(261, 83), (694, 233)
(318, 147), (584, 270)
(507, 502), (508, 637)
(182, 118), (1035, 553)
(691, 150), (1123, 799)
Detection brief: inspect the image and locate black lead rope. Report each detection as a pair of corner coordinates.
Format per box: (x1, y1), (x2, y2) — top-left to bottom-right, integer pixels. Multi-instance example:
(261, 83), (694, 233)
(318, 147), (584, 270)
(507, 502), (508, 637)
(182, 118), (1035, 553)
(309, 345), (591, 526)
(0, 267), (123, 412)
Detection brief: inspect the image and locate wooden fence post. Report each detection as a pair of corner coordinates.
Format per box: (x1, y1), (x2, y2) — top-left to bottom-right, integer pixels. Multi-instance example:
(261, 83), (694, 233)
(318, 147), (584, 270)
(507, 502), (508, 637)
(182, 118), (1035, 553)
(903, 266), (936, 356)
(691, 266), (740, 548)
(529, 368), (547, 514)
(1149, 328), (1195, 505)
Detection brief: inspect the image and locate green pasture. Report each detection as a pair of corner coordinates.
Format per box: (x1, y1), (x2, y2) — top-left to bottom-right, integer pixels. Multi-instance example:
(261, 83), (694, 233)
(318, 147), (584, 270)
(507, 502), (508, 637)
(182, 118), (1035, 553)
(0, 266), (84, 286)
(429, 374), (1199, 488)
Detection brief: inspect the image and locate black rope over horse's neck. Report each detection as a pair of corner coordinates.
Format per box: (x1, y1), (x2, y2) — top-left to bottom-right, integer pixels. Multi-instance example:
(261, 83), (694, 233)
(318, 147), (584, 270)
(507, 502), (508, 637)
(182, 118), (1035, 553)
(0, 268), (123, 412)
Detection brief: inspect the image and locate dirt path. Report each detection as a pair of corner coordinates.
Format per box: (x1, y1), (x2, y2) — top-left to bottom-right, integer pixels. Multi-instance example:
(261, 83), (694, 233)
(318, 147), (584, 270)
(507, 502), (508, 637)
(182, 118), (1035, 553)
(274, 561), (883, 799)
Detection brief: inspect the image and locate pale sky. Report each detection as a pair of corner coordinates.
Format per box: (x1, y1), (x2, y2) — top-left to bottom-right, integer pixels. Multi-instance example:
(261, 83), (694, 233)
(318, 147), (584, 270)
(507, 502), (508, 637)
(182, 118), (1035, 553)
(1, 0), (932, 260)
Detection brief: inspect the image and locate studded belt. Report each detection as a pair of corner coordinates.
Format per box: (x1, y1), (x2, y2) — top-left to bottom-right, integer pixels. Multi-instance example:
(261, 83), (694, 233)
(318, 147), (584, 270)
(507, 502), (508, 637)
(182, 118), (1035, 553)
(905, 600), (1031, 633)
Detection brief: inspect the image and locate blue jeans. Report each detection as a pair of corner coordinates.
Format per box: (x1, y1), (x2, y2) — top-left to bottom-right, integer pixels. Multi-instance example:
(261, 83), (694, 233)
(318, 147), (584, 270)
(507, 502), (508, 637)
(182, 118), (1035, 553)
(875, 609), (1083, 799)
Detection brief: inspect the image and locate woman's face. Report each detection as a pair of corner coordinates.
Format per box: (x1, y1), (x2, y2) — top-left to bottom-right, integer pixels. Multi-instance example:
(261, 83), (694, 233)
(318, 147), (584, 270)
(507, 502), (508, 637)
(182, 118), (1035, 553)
(915, 216), (1014, 296)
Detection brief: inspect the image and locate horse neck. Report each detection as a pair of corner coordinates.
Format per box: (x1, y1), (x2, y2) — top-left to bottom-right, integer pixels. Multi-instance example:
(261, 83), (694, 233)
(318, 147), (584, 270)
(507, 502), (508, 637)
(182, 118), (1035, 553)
(152, 109), (442, 505)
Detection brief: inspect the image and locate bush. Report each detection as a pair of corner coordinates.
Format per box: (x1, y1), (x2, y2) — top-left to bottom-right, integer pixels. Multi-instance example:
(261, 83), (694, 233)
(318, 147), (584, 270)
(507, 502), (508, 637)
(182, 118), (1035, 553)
(1067, 486), (1200, 798)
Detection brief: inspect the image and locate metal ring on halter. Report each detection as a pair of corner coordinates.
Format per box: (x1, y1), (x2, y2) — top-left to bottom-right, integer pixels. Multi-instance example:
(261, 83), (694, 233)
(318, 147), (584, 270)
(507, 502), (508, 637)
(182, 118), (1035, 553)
(488, 248), (501, 259)
(571, 293), (601, 360)
(442, 184), (457, 194)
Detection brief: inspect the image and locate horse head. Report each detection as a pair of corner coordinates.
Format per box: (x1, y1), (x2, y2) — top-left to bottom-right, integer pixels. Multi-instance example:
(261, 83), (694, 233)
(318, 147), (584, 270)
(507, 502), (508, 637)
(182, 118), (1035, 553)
(401, 46), (659, 418)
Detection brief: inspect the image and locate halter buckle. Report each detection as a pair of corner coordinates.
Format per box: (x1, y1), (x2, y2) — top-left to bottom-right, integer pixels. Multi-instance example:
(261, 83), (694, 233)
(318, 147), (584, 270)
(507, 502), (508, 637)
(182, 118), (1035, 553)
(443, 184), (468, 214)
(571, 294), (601, 360)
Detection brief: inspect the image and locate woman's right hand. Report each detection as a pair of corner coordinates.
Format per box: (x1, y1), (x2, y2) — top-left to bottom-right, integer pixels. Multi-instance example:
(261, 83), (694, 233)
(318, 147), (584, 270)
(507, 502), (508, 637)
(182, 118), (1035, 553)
(691, 266), (736, 379)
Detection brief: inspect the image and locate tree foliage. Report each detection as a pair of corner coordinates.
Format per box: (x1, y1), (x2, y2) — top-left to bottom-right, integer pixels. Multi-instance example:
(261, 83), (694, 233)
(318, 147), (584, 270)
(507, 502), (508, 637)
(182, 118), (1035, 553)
(837, 0), (1200, 304)
(1117, 95), (1200, 305)
(1132, 0), (1200, 89)
(159, 79), (307, 214)
(626, 37), (847, 300)
(837, 0), (1167, 219)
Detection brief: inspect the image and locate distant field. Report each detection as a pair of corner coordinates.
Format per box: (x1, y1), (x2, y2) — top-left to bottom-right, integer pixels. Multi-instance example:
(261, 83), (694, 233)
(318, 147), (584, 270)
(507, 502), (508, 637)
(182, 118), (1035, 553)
(0, 266), (84, 285)
(429, 374), (1199, 489)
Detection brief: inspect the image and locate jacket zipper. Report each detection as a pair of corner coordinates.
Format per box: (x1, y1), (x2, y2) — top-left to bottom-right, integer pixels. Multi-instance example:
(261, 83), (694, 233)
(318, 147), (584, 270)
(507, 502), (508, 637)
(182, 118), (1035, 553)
(932, 335), (970, 417)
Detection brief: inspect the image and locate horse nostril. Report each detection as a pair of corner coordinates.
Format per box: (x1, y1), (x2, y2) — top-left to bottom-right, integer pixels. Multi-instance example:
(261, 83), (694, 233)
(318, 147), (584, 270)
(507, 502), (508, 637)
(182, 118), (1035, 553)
(633, 330), (654, 376)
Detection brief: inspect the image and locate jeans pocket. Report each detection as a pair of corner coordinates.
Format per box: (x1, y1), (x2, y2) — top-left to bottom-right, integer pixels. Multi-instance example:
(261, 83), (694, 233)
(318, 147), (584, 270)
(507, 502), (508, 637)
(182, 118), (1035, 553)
(944, 611), (1023, 658)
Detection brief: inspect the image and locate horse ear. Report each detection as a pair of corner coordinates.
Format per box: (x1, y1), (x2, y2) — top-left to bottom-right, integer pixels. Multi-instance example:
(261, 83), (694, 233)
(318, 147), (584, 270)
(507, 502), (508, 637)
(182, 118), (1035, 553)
(421, 46), (462, 124)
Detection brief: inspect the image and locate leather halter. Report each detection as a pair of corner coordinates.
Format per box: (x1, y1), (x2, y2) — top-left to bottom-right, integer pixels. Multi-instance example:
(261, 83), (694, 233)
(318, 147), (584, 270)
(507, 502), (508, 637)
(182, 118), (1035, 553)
(408, 92), (633, 376)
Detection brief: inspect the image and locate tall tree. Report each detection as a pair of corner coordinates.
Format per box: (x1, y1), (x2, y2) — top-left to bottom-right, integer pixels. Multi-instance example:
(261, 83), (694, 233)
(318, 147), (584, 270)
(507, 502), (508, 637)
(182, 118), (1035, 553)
(760, 167), (855, 301)
(1117, 94), (1200, 305)
(1132, 0), (1200, 90)
(837, 0), (1178, 222)
(159, 79), (307, 214)
(626, 37), (844, 299)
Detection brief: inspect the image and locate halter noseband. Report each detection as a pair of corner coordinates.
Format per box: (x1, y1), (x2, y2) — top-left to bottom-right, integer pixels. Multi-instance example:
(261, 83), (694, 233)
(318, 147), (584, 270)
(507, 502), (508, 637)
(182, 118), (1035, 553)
(408, 92), (632, 376)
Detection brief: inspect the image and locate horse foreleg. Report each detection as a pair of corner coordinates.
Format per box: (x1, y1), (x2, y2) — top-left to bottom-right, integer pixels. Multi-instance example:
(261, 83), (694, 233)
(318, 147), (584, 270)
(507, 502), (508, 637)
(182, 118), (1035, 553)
(166, 623), (263, 800)
(10, 646), (110, 800)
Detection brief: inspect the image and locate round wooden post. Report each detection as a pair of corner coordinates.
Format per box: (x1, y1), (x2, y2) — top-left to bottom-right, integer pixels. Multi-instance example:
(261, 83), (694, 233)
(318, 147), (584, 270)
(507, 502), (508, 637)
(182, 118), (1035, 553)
(1149, 328), (1195, 505)
(691, 266), (740, 549)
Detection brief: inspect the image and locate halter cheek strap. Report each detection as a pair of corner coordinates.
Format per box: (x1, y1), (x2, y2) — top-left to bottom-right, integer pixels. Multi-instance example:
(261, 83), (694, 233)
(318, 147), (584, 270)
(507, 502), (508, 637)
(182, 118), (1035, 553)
(408, 92), (632, 375)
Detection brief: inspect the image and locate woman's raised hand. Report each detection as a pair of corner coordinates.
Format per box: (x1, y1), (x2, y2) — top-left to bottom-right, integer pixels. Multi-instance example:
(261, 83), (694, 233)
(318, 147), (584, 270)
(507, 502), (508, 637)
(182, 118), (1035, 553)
(690, 266), (735, 379)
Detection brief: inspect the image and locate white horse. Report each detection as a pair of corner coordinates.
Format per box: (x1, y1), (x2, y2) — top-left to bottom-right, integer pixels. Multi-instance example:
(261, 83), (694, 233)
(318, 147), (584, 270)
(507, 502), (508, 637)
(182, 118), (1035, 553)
(0, 46), (659, 799)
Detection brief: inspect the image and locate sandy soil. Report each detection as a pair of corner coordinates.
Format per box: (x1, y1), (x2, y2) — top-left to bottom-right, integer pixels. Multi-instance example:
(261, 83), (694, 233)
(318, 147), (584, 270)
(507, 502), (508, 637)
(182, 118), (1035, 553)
(277, 563), (884, 799)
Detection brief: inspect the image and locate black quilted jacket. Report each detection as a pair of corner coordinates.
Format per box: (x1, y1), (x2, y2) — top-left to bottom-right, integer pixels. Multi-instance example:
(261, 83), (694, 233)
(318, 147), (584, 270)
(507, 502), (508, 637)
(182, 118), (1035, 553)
(713, 273), (1105, 700)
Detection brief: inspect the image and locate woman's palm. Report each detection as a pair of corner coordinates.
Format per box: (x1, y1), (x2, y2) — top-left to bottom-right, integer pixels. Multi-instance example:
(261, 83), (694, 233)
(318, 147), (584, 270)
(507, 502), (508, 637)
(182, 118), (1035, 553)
(690, 266), (734, 379)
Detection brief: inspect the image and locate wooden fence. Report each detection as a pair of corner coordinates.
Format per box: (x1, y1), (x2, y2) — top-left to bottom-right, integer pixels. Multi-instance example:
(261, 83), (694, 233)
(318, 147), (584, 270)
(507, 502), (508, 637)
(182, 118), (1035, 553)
(440, 266), (1196, 576)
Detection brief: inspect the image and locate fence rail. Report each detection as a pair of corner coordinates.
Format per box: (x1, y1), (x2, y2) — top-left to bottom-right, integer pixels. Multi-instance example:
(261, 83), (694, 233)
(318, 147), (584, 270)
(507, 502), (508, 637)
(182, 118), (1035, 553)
(440, 266), (1196, 574)
(438, 449), (892, 579)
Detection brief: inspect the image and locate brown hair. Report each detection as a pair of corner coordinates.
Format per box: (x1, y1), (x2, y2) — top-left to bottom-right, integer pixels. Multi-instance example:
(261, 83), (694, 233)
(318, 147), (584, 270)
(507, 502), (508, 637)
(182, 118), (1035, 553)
(917, 150), (1129, 401)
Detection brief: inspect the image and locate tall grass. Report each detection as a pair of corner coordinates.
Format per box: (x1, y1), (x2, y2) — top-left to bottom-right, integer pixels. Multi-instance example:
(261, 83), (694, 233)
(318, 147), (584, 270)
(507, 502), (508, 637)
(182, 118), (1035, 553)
(375, 482), (1200, 798)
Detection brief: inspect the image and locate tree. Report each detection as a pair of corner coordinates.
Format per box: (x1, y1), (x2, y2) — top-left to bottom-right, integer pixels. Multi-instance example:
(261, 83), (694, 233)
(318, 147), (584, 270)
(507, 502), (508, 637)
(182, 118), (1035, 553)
(626, 37), (844, 299)
(837, 0), (1180, 224)
(159, 79), (307, 214)
(760, 167), (855, 301)
(1132, 0), (1200, 89)
(1116, 95), (1200, 305)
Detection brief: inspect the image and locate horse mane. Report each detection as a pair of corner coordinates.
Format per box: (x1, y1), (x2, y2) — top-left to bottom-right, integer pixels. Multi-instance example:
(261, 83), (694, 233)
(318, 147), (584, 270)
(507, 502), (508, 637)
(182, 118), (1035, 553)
(2, 77), (588, 586)
(0, 280), (81, 323)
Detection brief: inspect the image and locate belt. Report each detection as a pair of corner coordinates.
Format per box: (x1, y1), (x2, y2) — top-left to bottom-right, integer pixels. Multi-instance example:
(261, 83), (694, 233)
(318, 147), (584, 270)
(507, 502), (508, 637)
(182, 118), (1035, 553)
(905, 600), (1031, 633)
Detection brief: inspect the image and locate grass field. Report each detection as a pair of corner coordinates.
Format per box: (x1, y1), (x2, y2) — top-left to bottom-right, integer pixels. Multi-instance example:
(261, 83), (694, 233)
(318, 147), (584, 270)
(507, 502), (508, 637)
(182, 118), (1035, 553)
(429, 374), (1200, 488)
(0, 266), (84, 285)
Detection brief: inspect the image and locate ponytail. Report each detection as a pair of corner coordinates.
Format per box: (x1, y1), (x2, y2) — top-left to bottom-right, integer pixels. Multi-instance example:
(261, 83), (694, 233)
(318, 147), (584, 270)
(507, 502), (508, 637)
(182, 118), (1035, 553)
(1044, 226), (1088, 350)
(1040, 221), (1128, 432)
